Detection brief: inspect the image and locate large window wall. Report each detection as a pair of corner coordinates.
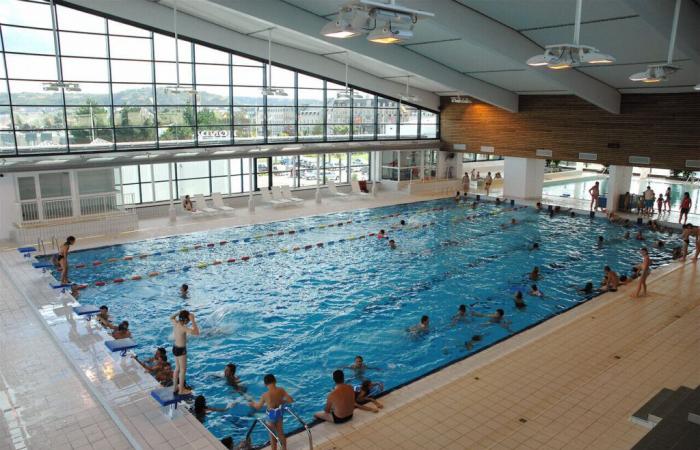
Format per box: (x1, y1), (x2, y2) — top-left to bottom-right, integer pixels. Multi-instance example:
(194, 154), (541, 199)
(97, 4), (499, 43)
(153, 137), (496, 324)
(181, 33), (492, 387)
(118, 152), (370, 204)
(0, 0), (438, 156)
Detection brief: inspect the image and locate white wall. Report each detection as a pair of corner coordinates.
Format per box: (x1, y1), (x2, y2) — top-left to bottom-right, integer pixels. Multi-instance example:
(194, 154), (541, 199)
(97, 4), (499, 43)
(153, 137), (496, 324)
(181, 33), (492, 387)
(437, 152), (463, 179)
(0, 174), (17, 241)
(503, 157), (545, 200)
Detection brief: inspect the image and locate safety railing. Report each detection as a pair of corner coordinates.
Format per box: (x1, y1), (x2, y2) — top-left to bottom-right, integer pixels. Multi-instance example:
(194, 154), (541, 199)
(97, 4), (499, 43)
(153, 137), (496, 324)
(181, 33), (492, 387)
(17, 192), (135, 226)
(242, 405), (312, 450)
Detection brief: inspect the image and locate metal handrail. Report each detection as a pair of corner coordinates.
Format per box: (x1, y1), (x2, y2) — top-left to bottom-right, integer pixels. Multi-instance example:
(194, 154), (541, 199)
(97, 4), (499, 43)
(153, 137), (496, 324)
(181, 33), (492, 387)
(285, 406), (313, 450)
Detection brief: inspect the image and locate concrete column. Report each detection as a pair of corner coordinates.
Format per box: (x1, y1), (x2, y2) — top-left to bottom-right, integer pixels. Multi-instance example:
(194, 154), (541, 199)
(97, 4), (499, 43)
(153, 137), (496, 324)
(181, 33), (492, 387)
(606, 165), (633, 213)
(68, 171), (80, 217)
(0, 174), (16, 241)
(503, 156), (545, 200)
(167, 163), (176, 223)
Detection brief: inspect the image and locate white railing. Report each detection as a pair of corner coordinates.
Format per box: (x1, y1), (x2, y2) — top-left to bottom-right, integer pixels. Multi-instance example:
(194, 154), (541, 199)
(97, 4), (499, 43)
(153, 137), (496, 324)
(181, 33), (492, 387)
(17, 192), (135, 226)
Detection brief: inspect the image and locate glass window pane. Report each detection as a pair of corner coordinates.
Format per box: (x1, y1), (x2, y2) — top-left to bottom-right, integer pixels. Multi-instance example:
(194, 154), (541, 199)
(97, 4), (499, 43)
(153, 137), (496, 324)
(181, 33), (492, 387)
(196, 85), (229, 105)
(113, 84), (154, 105)
(400, 106), (419, 139)
(378, 108), (397, 124)
(9, 80), (63, 105)
(155, 62), (193, 84)
(2, 26), (55, 54)
(62, 57), (109, 82)
(121, 165), (139, 184)
(110, 35), (152, 60)
(378, 123), (397, 139)
(233, 87), (263, 106)
(121, 183), (141, 204)
(1, 0), (52, 28)
(59, 32), (107, 57)
(108, 20), (150, 37)
(111, 60), (153, 82)
(232, 66), (263, 86)
(155, 86), (195, 106)
(267, 125), (295, 142)
(64, 83), (111, 105)
(195, 64), (229, 85)
(154, 181), (172, 201)
(141, 182), (154, 203)
(115, 127), (156, 148)
(177, 161), (209, 179)
(57, 5), (106, 33)
(230, 159), (242, 175)
(298, 73), (322, 89)
(267, 107), (295, 125)
(154, 34), (191, 62)
(353, 108), (374, 124)
(211, 159), (228, 176)
(327, 107), (350, 124)
(66, 105), (112, 128)
(114, 106), (155, 127)
(298, 107), (323, 124)
(5, 54), (57, 80)
(353, 124), (375, 139)
(153, 163), (171, 181)
(13, 106), (65, 129)
(233, 106), (263, 125)
(158, 126), (194, 147)
(421, 110), (437, 138)
(298, 89), (324, 106)
(157, 106), (194, 126)
(0, 80), (7, 105)
(68, 128), (114, 151)
(211, 177), (228, 195)
(270, 66), (294, 87)
(234, 126), (263, 143)
(177, 178), (210, 197)
(232, 55), (262, 66)
(265, 90), (295, 106)
(0, 106), (11, 129)
(0, 131), (14, 155)
(17, 176), (36, 200)
(378, 97), (398, 108)
(353, 91), (375, 107)
(16, 130), (67, 154)
(298, 124), (323, 141)
(197, 106), (230, 125)
(39, 172), (71, 198)
(194, 44), (228, 64)
(77, 169), (115, 194)
(327, 124), (349, 140)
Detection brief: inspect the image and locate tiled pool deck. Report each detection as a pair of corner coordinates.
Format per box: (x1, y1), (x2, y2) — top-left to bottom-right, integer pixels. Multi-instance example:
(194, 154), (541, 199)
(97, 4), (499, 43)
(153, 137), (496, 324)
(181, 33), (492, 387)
(1, 189), (698, 450)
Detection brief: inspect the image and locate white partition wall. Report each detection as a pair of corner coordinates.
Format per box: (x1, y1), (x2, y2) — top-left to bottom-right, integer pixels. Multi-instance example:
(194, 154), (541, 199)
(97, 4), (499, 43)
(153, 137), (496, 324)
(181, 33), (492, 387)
(607, 165), (633, 212)
(503, 157), (545, 199)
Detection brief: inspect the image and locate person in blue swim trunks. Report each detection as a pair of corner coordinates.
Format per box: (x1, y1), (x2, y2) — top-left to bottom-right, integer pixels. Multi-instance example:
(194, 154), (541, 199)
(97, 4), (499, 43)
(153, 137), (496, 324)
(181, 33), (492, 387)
(249, 374), (294, 450)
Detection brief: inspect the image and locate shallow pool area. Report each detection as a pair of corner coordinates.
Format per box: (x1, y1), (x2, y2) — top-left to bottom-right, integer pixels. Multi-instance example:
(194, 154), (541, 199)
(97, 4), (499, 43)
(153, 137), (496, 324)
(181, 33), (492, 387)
(50, 198), (676, 446)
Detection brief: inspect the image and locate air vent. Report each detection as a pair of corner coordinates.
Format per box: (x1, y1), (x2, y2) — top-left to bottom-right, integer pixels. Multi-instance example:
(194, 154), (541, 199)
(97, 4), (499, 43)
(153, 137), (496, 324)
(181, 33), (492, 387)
(579, 152), (597, 161)
(687, 160), (700, 168)
(480, 145), (495, 153)
(536, 149), (552, 157)
(629, 156), (650, 165)
(453, 143), (466, 151)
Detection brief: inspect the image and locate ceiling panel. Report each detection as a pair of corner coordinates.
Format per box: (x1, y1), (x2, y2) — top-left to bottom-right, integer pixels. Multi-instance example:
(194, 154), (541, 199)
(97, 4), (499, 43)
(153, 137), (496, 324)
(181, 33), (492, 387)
(406, 39), (524, 73)
(522, 16), (688, 65)
(282, 0), (346, 17)
(455, 0), (638, 30)
(470, 69), (568, 93)
(577, 59), (699, 89)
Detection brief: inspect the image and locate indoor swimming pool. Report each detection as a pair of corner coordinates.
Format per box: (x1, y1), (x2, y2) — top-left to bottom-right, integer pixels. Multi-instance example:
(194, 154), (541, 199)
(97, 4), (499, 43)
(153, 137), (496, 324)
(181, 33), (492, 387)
(49, 198), (676, 445)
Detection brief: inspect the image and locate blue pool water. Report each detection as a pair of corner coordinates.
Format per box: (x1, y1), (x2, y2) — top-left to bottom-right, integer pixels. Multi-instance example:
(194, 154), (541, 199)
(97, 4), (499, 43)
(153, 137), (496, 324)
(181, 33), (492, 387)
(53, 199), (675, 445)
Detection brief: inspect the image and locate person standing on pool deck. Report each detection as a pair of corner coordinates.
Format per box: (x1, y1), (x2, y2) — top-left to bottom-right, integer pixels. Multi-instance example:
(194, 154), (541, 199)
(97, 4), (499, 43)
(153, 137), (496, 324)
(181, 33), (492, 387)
(588, 182), (600, 211)
(171, 310), (199, 395)
(484, 172), (493, 196)
(314, 370), (357, 424)
(664, 187), (672, 212)
(462, 172), (470, 194)
(680, 192), (692, 225)
(643, 186), (655, 215)
(53, 236), (75, 284)
(632, 248), (651, 298)
(249, 374), (294, 450)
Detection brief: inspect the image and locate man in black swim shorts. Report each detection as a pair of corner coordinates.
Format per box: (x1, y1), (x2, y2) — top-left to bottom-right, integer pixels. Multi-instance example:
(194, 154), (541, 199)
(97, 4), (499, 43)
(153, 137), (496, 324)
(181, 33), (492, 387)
(314, 370), (360, 423)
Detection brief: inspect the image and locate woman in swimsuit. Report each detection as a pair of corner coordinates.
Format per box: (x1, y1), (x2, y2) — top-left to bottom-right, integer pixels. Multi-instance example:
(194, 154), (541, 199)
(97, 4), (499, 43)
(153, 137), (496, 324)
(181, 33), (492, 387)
(632, 247), (651, 298)
(679, 192), (692, 225)
(664, 187), (672, 212)
(588, 182), (600, 211)
(52, 236), (75, 284)
(182, 195), (195, 212)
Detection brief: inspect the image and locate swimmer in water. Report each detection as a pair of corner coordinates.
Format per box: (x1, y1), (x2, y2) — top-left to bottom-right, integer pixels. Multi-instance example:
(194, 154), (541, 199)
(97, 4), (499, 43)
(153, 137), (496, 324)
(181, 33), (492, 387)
(180, 283), (189, 298)
(529, 266), (540, 281)
(112, 321), (131, 339)
(513, 291), (526, 309)
(377, 229), (386, 239)
(346, 355), (380, 380)
(531, 243), (540, 251)
(635, 230), (645, 240)
(471, 202), (478, 209)
(388, 239), (397, 250)
(465, 334), (483, 351)
(529, 284), (543, 297)
(536, 202), (543, 211)
(407, 315), (429, 334)
(623, 231), (630, 240)
(454, 191), (461, 202)
(597, 236), (604, 247)
(495, 198), (501, 205)
(471, 309), (510, 331)
(451, 304), (468, 324)
(579, 282), (594, 295)
(570, 212), (576, 218)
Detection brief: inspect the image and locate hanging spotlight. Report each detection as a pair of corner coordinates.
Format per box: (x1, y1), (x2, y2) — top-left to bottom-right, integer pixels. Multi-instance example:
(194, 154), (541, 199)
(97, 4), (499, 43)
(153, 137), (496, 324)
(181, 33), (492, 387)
(164, 0), (198, 96)
(43, 0), (81, 92)
(367, 21), (413, 44)
(629, 0), (682, 84)
(526, 0), (614, 70)
(321, 6), (362, 38)
(261, 28), (288, 97)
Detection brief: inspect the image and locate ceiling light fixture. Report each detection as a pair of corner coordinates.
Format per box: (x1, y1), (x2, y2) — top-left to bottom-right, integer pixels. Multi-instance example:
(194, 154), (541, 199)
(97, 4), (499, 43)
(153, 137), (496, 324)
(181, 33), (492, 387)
(450, 95), (472, 104)
(629, 0), (682, 84)
(36, 159), (69, 165)
(261, 28), (288, 97)
(164, 0), (198, 96)
(43, 0), (81, 92)
(526, 0), (614, 70)
(321, 0), (432, 45)
(336, 52), (364, 100)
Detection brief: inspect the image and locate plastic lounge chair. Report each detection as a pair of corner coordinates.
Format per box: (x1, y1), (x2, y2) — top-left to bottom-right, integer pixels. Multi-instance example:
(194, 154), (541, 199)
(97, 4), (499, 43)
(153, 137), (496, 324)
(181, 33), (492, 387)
(277, 185), (303, 203)
(193, 194), (218, 214)
(261, 188), (290, 208)
(211, 192), (235, 213)
(327, 180), (348, 197)
(351, 180), (370, 197)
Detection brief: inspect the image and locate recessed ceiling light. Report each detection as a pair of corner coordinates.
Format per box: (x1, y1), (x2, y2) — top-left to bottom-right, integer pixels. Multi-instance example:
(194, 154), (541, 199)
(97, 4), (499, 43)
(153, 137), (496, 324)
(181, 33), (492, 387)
(282, 146), (301, 151)
(213, 150), (237, 155)
(36, 159), (69, 165)
(132, 153), (157, 160)
(249, 148), (269, 153)
(175, 152), (198, 157)
(87, 157), (116, 162)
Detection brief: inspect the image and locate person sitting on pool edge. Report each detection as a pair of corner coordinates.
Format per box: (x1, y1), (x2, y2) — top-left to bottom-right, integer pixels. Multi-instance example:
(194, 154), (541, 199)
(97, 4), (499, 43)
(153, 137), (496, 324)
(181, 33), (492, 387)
(133, 347), (173, 386)
(451, 305), (468, 324)
(513, 291), (526, 309)
(529, 284), (543, 297)
(601, 266), (620, 292)
(112, 321), (131, 339)
(355, 379), (384, 412)
(407, 315), (429, 334)
(180, 284), (189, 298)
(182, 195), (195, 212)
(314, 370), (360, 424)
(249, 374), (294, 450)
(465, 334), (483, 351)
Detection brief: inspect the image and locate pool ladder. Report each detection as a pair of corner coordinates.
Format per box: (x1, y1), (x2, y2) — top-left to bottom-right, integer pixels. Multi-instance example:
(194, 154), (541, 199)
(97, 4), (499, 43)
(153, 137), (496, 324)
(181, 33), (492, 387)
(241, 406), (312, 450)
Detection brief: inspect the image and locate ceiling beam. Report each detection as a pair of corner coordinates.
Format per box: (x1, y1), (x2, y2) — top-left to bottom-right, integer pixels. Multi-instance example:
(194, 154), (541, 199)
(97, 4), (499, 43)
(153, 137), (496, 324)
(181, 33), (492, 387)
(204, 0), (520, 112)
(398, 0), (621, 114)
(62, 0), (439, 110)
(622, 0), (700, 65)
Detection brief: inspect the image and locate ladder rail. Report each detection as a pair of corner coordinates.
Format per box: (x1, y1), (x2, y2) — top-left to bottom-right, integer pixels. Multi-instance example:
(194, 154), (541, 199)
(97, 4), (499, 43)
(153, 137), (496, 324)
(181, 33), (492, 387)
(241, 406), (313, 450)
(285, 406), (313, 450)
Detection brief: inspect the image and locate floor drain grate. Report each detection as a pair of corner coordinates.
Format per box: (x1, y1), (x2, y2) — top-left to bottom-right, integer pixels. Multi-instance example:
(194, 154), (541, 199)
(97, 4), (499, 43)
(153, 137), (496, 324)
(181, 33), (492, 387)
(614, 355), (621, 359)
(474, 376), (480, 380)
(519, 418), (527, 423)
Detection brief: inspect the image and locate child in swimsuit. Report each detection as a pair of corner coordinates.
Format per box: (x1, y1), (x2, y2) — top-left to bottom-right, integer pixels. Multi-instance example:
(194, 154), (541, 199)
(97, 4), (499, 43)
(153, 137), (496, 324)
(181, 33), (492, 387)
(249, 374), (294, 450)
(355, 380), (383, 411)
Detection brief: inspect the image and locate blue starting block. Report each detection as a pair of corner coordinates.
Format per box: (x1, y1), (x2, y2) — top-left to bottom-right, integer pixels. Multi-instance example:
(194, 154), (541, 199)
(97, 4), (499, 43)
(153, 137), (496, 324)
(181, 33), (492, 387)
(33, 261), (54, 269)
(151, 387), (193, 418)
(105, 338), (137, 356)
(18, 246), (36, 258)
(73, 304), (101, 320)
